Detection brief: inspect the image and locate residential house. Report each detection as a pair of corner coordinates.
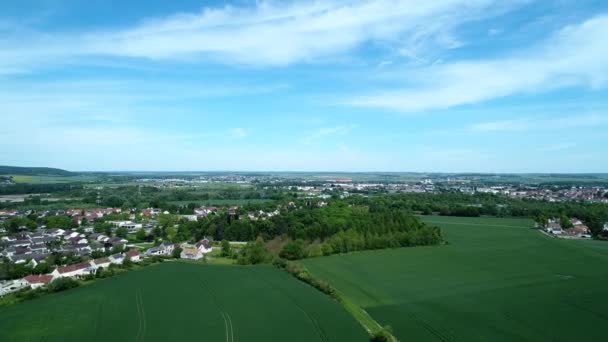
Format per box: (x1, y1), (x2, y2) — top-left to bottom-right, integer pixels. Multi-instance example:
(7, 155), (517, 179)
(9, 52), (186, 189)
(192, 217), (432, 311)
(109, 253), (125, 265)
(196, 239), (212, 254)
(0, 279), (29, 297)
(51, 262), (95, 279)
(23, 275), (53, 289)
(92, 257), (112, 269)
(47, 228), (66, 238)
(125, 249), (141, 262)
(566, 223), (591, 238)
(180, 244), (202, 260)
(108, 220), (143, 233)
(545, 221), (563, 235)
(194, 206), (217, 217)
(141, 208), (162, 217)
(89, 241), (105, 252)
(145, 242), (175, 256)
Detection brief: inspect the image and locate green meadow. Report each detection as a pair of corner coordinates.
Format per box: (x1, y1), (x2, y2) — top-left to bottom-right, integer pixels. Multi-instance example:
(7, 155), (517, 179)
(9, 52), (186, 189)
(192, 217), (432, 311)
(0, 262), (367, 342)
(302, 216), (608, 342)
(8, 174), (98, 184)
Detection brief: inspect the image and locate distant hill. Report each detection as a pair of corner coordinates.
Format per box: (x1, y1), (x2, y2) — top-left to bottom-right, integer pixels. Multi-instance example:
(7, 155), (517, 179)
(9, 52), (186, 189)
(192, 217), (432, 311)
(0, 165), (74, 176)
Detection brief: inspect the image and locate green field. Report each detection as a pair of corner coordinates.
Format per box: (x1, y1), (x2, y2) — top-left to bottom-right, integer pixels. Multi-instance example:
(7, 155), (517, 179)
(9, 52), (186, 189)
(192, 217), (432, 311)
(0, 262), (367, 342)
(169, 199), (273, 206)
(9, 174), (98, 184)
(302, 216), (608, 342)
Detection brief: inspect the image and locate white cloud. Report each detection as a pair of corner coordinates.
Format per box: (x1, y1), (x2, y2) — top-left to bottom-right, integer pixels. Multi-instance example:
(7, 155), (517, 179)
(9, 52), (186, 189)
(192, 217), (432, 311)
(470, 118), (531, 132)
(0, 0), (518, 72)
(539, 142), (576, 152)
(349, 15), (608, 112)
(230, 127), (248, 138)
(302, 125), (355, 144)
(470, 113), (608, 132)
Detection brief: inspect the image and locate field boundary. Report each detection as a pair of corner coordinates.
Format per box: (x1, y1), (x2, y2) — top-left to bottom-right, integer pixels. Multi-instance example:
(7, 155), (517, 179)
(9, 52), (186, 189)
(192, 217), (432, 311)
(422, 219), (532, 229)
(250, 268), (327, 342)
(282, 262), (398, 342)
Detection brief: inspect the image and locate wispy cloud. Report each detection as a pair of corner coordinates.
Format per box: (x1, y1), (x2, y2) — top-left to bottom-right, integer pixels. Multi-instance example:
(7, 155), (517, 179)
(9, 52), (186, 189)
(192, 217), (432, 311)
(230, 127), (248, 138)
(470, 118), (531, 132)
(302, 125), (355, 144)
(0, 0), (521, 73)
(469, 113), (608, 132)
(539, 142), (576, 152)
(349, 15), (608, 112)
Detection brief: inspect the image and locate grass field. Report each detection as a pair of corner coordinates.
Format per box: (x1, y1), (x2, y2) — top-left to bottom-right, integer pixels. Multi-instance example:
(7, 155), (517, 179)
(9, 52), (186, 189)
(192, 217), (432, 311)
(0, 262), (367, 342)
(302, 215), (608, 342)
(169, 199), (273, 206)
(9, 174), (98, 184)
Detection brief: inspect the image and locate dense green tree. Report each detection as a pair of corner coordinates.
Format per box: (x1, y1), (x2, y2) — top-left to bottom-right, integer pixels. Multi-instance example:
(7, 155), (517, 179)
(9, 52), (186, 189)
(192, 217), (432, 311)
(135, 228), (147, 241)
(115, 227), (128, 238)
(220, 239), (232, 257)
(280, 240), (307, 260)
(172, 247), (183, 259)
(238, 239), (268, 265)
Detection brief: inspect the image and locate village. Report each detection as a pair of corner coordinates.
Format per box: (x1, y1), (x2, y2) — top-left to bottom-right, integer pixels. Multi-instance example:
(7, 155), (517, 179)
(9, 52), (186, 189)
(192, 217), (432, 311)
(541, 217), (608, 239)
(0, 206), (220, 297)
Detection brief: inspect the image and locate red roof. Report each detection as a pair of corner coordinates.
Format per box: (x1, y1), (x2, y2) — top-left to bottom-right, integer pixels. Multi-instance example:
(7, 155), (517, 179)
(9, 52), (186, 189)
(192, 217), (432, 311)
(24, 274), (53, 285)
(56, 261), (91, 274)
(125, 250), (140, 257)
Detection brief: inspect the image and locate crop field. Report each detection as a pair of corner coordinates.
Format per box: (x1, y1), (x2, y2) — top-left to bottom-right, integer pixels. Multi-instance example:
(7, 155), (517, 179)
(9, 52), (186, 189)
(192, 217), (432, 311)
(8, 174), (98, 184)
(169, 199), (272, 206)
(302, 215), (608, 342)
(0, 262), (367, 342)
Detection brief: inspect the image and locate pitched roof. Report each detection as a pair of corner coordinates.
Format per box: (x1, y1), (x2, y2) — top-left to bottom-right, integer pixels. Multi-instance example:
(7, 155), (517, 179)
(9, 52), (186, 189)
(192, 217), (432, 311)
(182, 247), (198, 256)
(93, 257), (110, 265)
(56, 261), (91, 274)
(196, 239), (211, 249)
(24, 274), (53, 285)
(125, 249), (140, 257)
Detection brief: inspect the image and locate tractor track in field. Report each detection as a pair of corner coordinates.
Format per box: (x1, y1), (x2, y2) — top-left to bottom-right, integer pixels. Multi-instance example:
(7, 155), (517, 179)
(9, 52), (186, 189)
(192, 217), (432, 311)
(406, 309), (453, 342)
(135, 290), (147, 342)
(249, 268), (328, 342)
(202, 280), (234, 342)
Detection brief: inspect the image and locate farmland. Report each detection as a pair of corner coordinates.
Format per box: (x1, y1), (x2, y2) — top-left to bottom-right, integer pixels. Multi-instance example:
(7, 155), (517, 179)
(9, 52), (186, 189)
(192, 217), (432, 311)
(0, 262), (367, 342)
(302, 216), (608, 342)
(8, 174), (98, 184)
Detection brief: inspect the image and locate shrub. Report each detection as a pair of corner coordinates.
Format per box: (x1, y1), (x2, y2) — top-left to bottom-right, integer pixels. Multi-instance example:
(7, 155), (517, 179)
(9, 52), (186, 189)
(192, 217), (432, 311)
(370, 326), (394, 342)
(48, 277), (80, 292)
(279, 239), (307, 260)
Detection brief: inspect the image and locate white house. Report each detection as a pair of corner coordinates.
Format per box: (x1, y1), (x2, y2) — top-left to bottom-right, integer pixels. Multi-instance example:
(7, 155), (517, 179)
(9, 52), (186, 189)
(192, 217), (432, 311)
(0, 279), (29, 296)
(108, 220), (143, 233)
(125, 249), (141, 262)
(92, 257), (112, 269)
(180, 244), (202, 260)
(48, 229), (66, 237)
(51, 261), (95, 279)
(196, 239), (212, 254)
(109, 254), (125, 265)
(23, 275), (53, 289)
(145, 242), (175, 256)
(603, 223), (608, 232)
(545, 220), (563, 235)
(180, 239), (212, 260)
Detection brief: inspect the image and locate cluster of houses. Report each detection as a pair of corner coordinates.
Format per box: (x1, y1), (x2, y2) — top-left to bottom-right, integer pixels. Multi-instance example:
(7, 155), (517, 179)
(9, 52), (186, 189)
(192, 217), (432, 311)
(0, 249), (142, 297)
(543, 218), (593, 238)
(144, 238), (212, 260)
(0, 228), (129, 265)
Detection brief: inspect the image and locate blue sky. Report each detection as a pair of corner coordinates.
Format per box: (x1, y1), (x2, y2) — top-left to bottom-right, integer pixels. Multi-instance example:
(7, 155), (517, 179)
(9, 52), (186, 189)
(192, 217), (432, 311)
(1, 0), (607, 172)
